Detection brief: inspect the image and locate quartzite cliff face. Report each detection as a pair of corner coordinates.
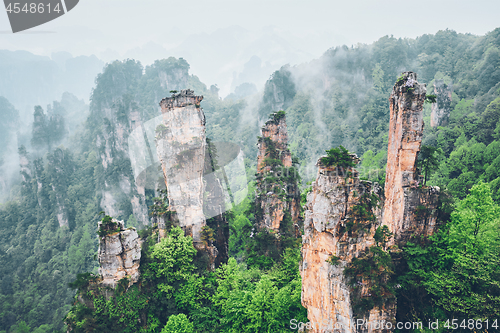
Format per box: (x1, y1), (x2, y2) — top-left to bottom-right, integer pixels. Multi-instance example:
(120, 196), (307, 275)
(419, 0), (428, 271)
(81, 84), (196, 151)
(97, 219), (141, 288)
(255, 112), (300, 233)
(155, 90), (206, 245)
(94, 88), (229, 293)
(301, 72), (440, 332)
(93, 59), (190, 227)
(383, 72), (439, 242)
(155, 89), (228, 267)
(301, 157), (389, 332)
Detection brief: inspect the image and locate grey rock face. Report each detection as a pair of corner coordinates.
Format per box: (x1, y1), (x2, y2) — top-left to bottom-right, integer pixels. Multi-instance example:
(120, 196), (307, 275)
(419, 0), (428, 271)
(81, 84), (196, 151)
(430, 79), (452, 128)
(97, 219), (142, 288)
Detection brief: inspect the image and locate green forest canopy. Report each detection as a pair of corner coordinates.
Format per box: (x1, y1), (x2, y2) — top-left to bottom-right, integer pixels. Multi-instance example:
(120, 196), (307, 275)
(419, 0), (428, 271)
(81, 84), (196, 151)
(0, 28), (500, 332)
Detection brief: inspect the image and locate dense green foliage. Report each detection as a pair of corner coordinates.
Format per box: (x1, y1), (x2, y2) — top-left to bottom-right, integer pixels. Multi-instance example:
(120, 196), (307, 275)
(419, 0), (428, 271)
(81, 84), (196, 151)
(345, 192), (380, 234)
(425, 96), (500, 202)
(0, 145), (100, 332)
(397, 183), (500, 330)
(31, 105), (66, 152)
(345, 244), (396, 314)
(320, 145), (356, 169)
(64, 227), (306, 333)
(247, 112), (302, 270)
(1, 27), (500, 332)
(266, 28), (500, 184)
(0, 57), (213, 332)
(416, 145), (443, 185)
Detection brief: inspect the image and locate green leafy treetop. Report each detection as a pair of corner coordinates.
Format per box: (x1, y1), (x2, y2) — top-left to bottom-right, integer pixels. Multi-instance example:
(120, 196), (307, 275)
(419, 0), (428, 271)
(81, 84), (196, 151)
(271, 110), (286, 123)
(161, 314), (194, 333)
(97, 215), (124, 237)
(374, 225), (393, 248)
(416, 145), (443, 185)
(320, 145), (358, 169)
(424, 94), (437, 104)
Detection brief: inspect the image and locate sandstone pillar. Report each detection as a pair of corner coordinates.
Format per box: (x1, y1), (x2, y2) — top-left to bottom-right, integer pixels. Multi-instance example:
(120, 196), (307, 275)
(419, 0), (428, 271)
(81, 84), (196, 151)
(383, 72), (428, 240)
(155, 90), (207, 247)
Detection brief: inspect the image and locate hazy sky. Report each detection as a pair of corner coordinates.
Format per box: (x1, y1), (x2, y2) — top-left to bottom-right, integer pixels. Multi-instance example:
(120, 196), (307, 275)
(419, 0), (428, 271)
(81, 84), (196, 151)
(1, 0), (499, 95)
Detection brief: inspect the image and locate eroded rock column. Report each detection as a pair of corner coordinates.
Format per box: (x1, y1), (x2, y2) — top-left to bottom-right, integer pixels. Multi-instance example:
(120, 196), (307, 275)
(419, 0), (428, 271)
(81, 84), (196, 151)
(301, 156), (388, 332)
(155, 90), (212, 252)
(255, 112), (300, 233)
(383, 72), (437, 241)
(301, 72), (442, 332)
(98, 219), (141, 288)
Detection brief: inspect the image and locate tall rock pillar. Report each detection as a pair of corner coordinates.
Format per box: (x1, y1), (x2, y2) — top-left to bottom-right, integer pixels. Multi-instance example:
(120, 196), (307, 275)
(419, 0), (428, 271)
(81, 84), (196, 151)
(255, 111), (300, 233)
(155, 89), (228, 268)
(383, 72), (438, 241)
(300, 155), (387, 333)
(300, 72), (441, 332)
(155, 90), (206, 246)
(98, 218), (142, 288)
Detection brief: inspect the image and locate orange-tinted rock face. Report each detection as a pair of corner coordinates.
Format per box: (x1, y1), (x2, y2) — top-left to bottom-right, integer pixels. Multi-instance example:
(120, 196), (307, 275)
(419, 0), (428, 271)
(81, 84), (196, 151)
(383, 72), (435, 241)
(301, 72), (440, 332)
(255, 112), (300, 233)
(301, 160), (390, 333)
(257, 113), (293, 172)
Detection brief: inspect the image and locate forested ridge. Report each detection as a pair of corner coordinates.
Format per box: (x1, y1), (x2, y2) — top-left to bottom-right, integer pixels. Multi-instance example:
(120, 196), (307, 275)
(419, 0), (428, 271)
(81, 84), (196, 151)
(0, 28), (500, 332)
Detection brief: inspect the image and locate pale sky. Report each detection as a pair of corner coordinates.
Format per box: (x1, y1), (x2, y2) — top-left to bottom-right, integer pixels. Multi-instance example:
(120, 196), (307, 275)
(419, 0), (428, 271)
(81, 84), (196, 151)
(1, 0), (499, 95)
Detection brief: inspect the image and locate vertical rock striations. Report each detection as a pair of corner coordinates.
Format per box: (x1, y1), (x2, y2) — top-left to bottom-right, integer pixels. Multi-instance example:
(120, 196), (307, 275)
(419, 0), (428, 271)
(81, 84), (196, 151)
(156, 89), (206, 245)
(203, 140), (230, 267)
(91, 59), (191, 227)
(430, 79), (452, 128)
(155, 89), (225, 267)
(97, 219), (141, 288)
(255, 111), (301, 233)
(383, 72), (439, 242)
(301, 155), (389, 332)
(91, 61), (149, 226)
(301, 72), (440, 332)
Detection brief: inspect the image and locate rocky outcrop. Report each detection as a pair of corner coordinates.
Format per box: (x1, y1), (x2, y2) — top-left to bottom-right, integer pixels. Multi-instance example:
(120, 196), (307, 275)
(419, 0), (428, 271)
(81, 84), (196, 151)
(383, 72), (439, 242)
(155, 89), (227, 267)
(430, 79), (452, 128)
(98, 219), (141, 288)
(301, 156), (390, 332)
(301, 72), (440, 332)
(156, 90), (207, 245)
(92, 59), (191, 227)
(255, 111), (300, 233)
(257, 112), (293, 171)
(257, 66), (296, 120)
(95, 100), (150, 226)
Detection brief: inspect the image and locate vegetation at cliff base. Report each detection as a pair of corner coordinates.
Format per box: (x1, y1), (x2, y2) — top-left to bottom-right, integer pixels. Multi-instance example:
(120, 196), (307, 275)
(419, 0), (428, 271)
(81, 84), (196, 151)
(397, 182), (500, 328)
(64, 227), (307, 333)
